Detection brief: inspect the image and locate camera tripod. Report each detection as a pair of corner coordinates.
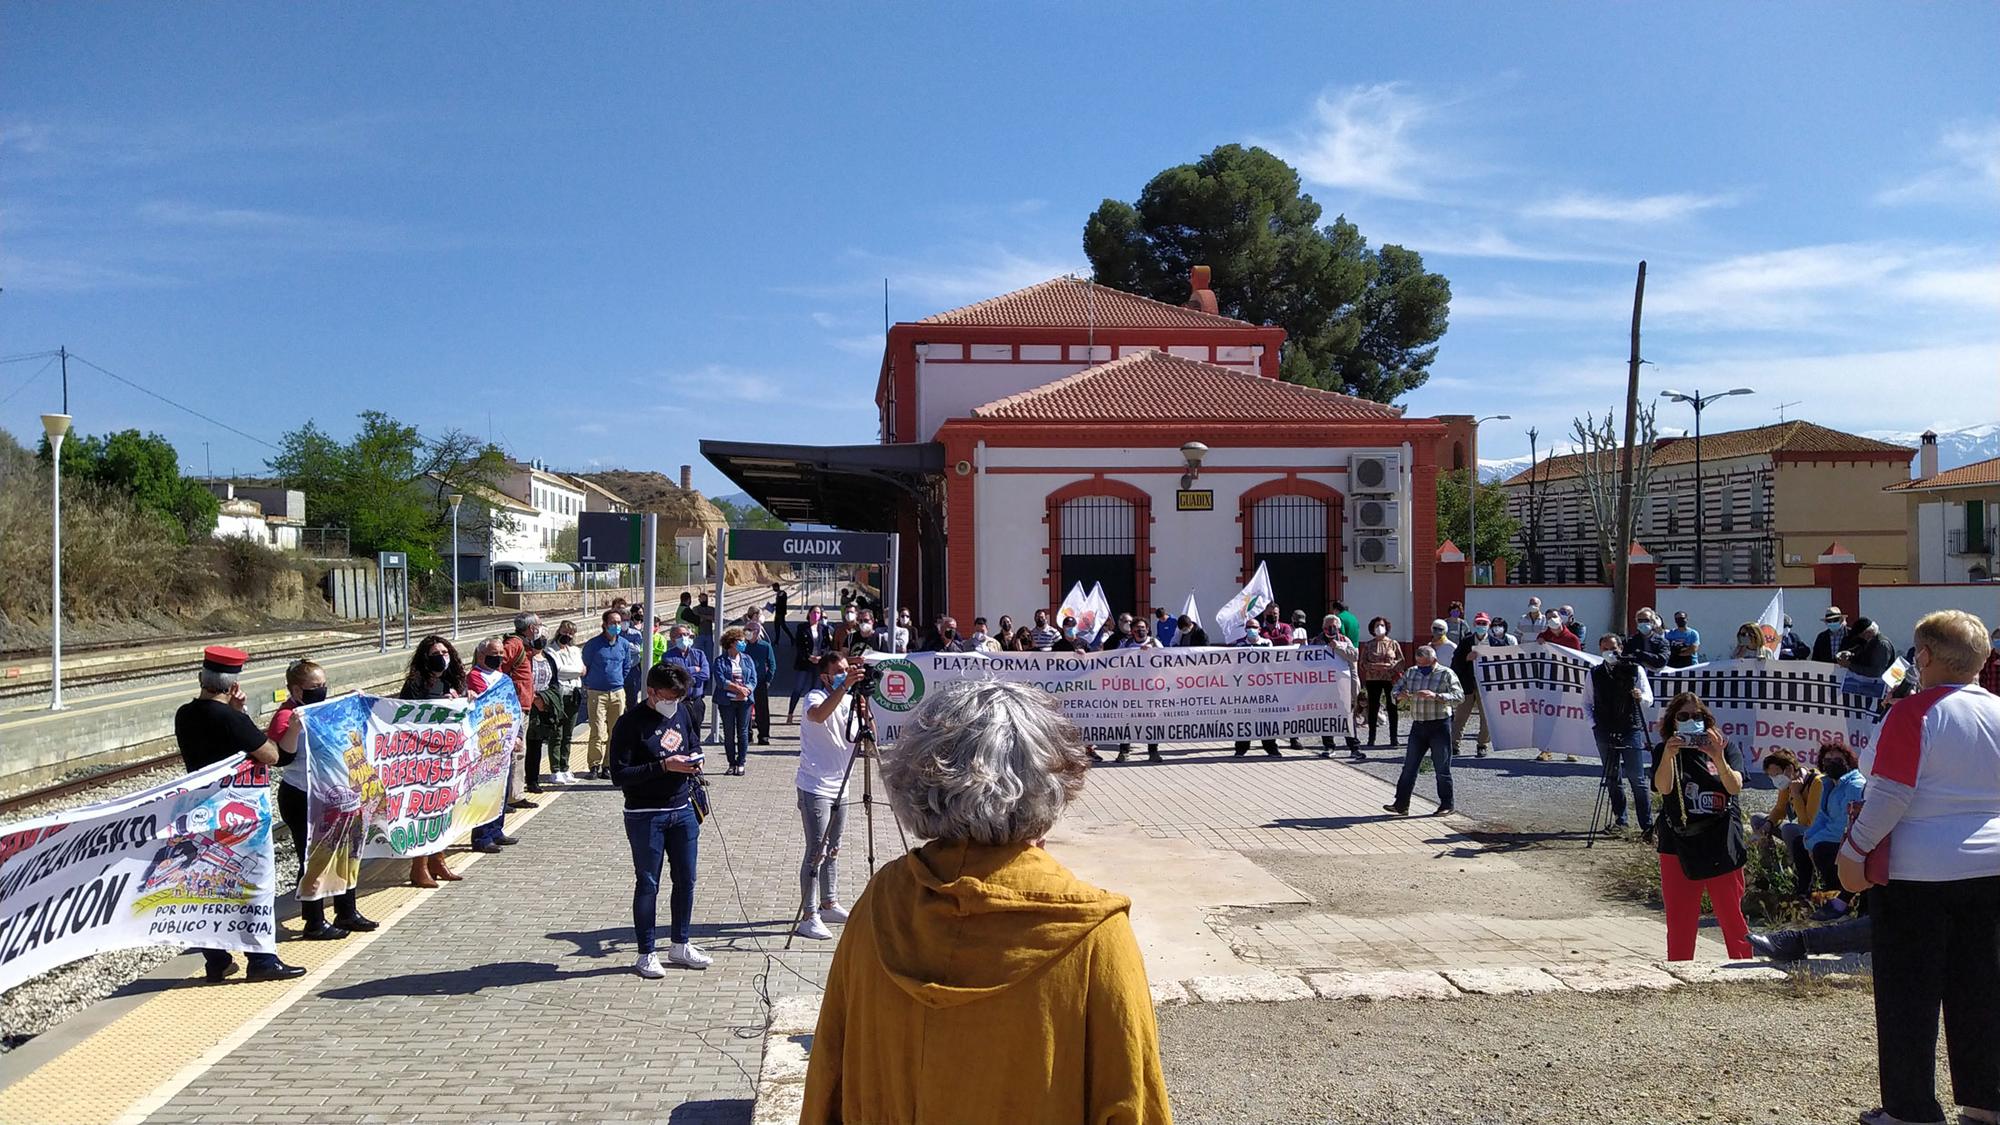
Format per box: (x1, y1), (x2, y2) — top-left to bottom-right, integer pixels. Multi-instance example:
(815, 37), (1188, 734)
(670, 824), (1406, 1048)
(784, 687), (909, 949)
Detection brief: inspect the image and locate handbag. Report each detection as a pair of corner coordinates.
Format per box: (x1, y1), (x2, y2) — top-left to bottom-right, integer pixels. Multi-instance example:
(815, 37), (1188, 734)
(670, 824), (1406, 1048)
(689, 774), (711, 824)
(1664, 749), (1747, 881)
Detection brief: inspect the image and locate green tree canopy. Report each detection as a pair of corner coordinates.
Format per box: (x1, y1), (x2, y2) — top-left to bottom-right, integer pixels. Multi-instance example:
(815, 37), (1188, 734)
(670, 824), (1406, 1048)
(712, 497), (787, 531)
(37, 428), (220, 541)
(1436, 468), (1520, 573)
(267, 411), (511, 569)
(1083, 144), (1451, 402)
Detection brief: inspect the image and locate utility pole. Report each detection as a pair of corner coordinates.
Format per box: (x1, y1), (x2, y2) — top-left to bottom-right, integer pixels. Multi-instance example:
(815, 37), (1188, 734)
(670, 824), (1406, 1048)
(1526, 427), (1541, 583)
(58, 346), (68, 415)
(1612, 262), (1646, 632)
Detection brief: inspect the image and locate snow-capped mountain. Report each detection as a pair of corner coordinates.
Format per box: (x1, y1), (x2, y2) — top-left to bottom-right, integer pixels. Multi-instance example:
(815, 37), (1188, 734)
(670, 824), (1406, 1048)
(1862, 423), (2000, 475)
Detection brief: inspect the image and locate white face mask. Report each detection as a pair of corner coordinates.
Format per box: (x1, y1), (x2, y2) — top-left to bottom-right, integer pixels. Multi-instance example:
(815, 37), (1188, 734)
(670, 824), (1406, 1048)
(1372, 625), (1387, 637)
(1600, 650), (1619, 664)
(652, 696), (680, 718)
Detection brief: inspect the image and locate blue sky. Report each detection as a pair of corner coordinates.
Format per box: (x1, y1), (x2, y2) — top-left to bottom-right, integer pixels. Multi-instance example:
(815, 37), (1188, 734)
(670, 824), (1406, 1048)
(4, 3), (1997, 493)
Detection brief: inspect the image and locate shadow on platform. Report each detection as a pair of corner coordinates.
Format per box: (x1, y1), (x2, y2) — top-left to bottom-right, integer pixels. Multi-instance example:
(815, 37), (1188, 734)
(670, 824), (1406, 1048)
(547, 922), (797, 960)
(315, 959), (628, 999)
(666, 1098), (754, 1124)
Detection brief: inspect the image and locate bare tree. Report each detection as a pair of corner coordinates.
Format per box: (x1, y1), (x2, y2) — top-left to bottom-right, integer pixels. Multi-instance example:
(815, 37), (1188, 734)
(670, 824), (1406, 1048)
(1570, 406), (1660, 578)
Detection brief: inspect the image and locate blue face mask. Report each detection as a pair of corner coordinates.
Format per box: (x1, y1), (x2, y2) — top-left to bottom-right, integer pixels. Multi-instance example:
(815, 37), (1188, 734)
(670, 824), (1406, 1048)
(1676, 718), (1706, 739)
(677, 636), (692, 650)
(604, 625), (620, 639)
(733, 640), (747, 653)
(1637, 621), (1653, 635)
(830, 673), (847, 691)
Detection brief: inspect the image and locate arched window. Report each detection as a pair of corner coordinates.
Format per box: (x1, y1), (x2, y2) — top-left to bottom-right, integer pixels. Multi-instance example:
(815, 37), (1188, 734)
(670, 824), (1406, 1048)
(1239, 478), (1343, 630)
(1044, 479), (1152, 617)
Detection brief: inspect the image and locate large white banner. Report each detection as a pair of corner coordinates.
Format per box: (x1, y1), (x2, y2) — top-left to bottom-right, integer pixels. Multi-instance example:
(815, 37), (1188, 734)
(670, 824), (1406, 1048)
(0, 758), (276, 995)
(865, 646), (1356, 745)
(1474, 643), (1888, 768)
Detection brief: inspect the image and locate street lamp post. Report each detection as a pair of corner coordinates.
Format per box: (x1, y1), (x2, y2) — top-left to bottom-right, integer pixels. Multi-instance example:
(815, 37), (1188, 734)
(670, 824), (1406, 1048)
(42, 414), (71, 711)
(448, 493), (464, 639)
(1658, 388), (1754, 582)
(1466, 414), (1510, 584)
(1526, 427), (1542, 583)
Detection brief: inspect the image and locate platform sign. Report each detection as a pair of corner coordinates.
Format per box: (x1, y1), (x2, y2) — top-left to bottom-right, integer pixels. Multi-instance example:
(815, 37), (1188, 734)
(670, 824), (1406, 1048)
(727, 529), (893, 563)
(578, 511), (645, 565)
(1176, 489), (1214, 511)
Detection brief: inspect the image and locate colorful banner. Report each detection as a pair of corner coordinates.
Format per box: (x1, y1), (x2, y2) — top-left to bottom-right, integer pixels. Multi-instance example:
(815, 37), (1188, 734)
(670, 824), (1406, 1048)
(0, 758), (276, 995)
(865, 645), (1356, 745)
(301, 679), (522, 900)
(1473, 643), (1888, 768)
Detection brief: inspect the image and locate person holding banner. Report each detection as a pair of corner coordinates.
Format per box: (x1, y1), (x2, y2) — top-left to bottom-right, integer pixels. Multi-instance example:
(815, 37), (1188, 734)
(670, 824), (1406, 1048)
(1450, 614), (1499, 758)
(172, 646), (306, 983)
(1585, 633), (1655, 837)
(1383, 645), (1463, 816)
(270, 659), (377, 940)
(611, 661), (710, 977)
(398, 634), (472, 885)
(1114, 622), (1164, 763)
(1650, 691), (1753, 962)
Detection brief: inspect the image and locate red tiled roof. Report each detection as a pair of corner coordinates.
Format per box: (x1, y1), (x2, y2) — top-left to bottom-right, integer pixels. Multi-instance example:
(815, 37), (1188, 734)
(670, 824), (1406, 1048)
(918, 277), (1262, 330)
(1885, 454), (2000, 492)
(969, 350), (1402, 423)
(1501, 421), (1913, 486)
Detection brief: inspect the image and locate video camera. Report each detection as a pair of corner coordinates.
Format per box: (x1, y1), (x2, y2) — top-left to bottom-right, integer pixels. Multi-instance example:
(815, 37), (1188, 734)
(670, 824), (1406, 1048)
(846, 657), (883, 699)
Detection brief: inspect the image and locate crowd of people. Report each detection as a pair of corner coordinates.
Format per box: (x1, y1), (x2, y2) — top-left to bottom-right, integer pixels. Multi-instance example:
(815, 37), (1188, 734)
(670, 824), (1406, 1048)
(164, 581), (2000, 1125)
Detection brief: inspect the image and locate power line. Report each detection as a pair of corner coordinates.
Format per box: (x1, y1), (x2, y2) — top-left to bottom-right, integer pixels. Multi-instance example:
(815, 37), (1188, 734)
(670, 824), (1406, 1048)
(0, 354), (58, 408)
(66, 351), (280, 450)
(0, 350), (60, 365)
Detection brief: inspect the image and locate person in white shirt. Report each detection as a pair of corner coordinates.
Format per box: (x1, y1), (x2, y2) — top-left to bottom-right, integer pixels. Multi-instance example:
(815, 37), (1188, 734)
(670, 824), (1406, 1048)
(1839, 610), (2000, 1125)
(795, 653), (858, 941)
(1427, 619), (1456, 669)
(547, 622), (587, 784)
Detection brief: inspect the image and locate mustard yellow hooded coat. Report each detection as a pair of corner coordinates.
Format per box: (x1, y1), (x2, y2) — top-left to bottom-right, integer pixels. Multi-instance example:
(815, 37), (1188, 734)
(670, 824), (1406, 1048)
(799, 839), (1172, 1124)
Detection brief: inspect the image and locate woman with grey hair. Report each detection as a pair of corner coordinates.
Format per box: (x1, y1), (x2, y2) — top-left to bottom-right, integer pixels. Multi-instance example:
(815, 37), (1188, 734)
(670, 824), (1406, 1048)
(801, 680), (1171, 1124)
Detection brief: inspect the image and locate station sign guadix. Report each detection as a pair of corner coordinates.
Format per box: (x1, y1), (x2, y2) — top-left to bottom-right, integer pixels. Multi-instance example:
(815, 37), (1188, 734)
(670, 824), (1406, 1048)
(727, 529), (893, 563)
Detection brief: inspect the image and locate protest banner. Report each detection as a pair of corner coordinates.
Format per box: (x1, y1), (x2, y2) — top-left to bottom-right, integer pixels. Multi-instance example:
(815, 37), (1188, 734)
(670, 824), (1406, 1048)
(1474, 642), (1888, 767)
(300, 678), (522, 900)
(0, 758), (276, 995)
(865, 645), (1355, 745)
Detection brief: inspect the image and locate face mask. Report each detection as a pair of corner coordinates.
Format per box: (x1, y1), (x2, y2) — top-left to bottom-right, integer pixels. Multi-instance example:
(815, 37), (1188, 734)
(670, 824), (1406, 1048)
(557, 634), (573, 646)
(1449, 610), (1462, 619)
(1560, 611), (1573, 622)
(860, 624), (875, 636)
(1675, 718), (1706, 739)
(480, 654), (502, 671)
(973, 631), (988, 642)
(425, 652), (449, 674)
(1991, 636), (2000, 652)
(676, 636), (692, 650)
(1600, 650), (1618, 664)
(653, 697), (679, 718)
(604, 625), (621, 640)
(532, 635), (547, 650)
(733, 640), (747, 653)
(1372, 626), (1387, 637)
(1063, 626), (1077, 639)
(1489, 626), (1506, 638)
(1637, 621), (1653, 635)
(808, 613), (821, 624)
(843, 612), (856, 623)
(302, 686), (329, 704)
(899, 616), (910, 626)
(829, 673), (847, 691)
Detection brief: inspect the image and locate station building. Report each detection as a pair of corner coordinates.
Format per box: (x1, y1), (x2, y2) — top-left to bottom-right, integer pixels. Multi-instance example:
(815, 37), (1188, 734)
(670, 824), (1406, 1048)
(704, 270), (1464, 634)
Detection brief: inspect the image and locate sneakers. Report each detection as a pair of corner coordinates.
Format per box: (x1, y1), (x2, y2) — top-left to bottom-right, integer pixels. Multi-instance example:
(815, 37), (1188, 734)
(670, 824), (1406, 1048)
(1475, 746), (1489, 758)
(796, 914), (833, 940)
(818, 901), (850, 923)
(635, 952), (667, 979)
(667, 942), (712, 969)
(1535, 750), (1554, 762)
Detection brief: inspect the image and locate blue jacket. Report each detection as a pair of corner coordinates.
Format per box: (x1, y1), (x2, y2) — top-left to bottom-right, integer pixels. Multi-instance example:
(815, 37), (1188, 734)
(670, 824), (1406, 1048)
(1804, 768), (1866, 849)
(1155, 617), (1179, 647)
(662, 645), (711, 698)
(747, 636), (777, 684)
(712, 649), (757, 702)
(580, 633), (639, 693)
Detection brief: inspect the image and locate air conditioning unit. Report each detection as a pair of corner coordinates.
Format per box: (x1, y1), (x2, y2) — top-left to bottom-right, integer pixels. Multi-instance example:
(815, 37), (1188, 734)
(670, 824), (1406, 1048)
(1352, 498), (1400, 531)
(1354, 535), (1402, 569)
(1349, 453), (1400, 494)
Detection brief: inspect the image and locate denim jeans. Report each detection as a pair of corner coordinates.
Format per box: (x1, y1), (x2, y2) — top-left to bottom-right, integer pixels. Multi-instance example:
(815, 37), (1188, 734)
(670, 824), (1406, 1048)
(1592, 727), (1654, 831)
(1393, 719), (1454, 809)
(797, 789), (847, 911)
(720, 698), (753, 769)
(624, 806), (700, 953)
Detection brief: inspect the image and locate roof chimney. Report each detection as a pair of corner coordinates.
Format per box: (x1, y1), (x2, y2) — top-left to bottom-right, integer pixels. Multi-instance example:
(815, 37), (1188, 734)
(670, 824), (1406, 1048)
(1919, 430), (1939, 480)
(679, 464), (693, 491)
(1185, 265), (1219, 315)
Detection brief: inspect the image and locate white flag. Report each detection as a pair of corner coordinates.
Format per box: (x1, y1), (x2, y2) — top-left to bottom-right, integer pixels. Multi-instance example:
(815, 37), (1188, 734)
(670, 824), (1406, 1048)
(1180, 590), (1201, 629)
(1057, 581), (1088, 625)
(1757, 589), (1785, 654)
(1082, 582), (1112, 634)
(1214, 562), (1274, 644)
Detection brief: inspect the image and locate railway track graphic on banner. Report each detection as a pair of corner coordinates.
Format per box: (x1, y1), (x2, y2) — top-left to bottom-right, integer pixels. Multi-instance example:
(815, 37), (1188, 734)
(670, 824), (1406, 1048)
(0, 758), (276, 995)
(1473, 643), (1891, 767)
(864, 646), (1356, 745)
(299, 678), (523, 901)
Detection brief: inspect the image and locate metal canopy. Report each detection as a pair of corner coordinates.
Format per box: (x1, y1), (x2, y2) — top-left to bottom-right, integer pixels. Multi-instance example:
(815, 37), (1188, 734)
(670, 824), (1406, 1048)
(699, 439), (944, 531)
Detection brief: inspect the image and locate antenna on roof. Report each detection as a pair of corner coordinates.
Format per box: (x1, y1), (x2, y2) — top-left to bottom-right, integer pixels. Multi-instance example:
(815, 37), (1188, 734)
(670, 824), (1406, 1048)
(1775, 400), (1803, 423)
(883, 277), (889, 336)
(1084, 274), (1096, 354)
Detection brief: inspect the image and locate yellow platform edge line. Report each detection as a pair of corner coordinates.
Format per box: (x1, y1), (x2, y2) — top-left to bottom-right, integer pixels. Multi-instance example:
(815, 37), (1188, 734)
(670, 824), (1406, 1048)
(0, 794), (563, 1125)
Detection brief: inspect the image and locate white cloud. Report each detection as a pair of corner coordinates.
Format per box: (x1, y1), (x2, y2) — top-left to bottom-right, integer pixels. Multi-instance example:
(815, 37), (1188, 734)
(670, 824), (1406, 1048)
(889, 247), (1084, 307)
(1877, 121), (2000, 205)
(1522, 191), (1737, 224)
(1374, 223), (1626, 263)
(667, 365), (784, 403)
(809, 311), (840, 329)
(1266, 83), (1443, 201)
(830, 334), (884, 357)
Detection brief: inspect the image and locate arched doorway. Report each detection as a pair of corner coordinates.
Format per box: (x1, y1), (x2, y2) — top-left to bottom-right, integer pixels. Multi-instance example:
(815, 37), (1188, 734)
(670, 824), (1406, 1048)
(1240, 478), (1342, 631)
(1044, 479), (1152, 618)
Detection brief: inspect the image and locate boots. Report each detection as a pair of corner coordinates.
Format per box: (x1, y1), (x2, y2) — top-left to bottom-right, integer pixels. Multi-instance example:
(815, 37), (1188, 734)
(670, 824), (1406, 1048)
(410, 857), (438, 889)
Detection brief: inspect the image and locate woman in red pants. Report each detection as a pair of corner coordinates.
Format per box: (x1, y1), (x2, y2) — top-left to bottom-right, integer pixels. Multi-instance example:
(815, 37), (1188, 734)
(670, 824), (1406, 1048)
(1650, 690), (1753, 961)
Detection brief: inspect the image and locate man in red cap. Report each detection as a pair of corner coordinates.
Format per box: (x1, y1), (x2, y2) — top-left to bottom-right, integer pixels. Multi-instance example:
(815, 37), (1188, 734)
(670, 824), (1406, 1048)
(172, 647), (305, 984)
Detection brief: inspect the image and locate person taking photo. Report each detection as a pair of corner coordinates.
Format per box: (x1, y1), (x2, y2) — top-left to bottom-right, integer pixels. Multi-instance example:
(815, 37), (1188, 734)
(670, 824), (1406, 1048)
(795, 653), (858, 941)
(1650, 691), (1753, 961)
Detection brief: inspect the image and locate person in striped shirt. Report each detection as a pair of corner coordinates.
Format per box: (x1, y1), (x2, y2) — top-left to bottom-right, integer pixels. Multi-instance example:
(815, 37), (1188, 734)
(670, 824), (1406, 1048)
(1838, 610), (2000, 1125)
